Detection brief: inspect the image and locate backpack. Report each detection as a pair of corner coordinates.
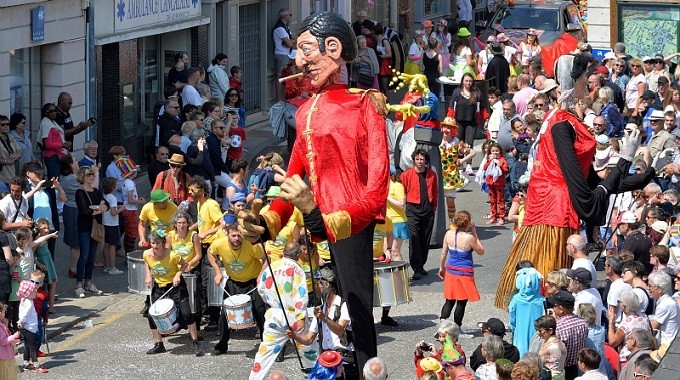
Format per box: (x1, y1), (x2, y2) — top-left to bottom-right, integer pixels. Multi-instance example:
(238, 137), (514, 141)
(635, 286), (655, 315)
(247, 167), (276, 199)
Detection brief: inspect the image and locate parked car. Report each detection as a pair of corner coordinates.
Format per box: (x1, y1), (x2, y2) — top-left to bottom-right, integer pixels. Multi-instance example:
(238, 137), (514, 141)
(476, 0), (585, 46)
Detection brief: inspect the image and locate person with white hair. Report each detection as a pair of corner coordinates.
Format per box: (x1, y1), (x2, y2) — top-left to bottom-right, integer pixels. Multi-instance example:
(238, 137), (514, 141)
(607, 290), (650, 367)
(362, 357), (387, 380)
(648, 271), (679, 345)
(475, 335), (505, 380)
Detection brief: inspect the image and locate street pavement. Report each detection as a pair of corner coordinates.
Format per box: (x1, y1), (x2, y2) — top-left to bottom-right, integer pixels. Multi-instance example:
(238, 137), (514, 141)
(17, 122), (519, 379)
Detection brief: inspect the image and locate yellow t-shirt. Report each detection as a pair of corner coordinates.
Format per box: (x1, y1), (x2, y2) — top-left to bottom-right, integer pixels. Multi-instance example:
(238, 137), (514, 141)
(297, 258), (313, 293)
(372, 218), (393, 258)
(210, 236), (264, 282)
(197, 198), (223, 244)
(139, 202), (179, 233)
(143, 250), (182, 287)
(316, 240), (331, 262)
(168, 230), (198, 269)
(264, 208), (304, 261)
(386, 180), (407, 223)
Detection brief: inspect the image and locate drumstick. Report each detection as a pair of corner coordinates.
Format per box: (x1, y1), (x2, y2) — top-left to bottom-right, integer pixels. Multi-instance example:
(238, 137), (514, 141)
(278, 72), (306, 83)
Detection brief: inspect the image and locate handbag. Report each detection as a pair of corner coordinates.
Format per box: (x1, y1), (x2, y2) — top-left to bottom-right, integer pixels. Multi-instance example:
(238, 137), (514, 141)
(84, 190), (105, 243)
(357, 59), (374, 86)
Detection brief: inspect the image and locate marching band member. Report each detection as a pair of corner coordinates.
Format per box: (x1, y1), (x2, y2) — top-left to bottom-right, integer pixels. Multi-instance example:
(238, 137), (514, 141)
(208, 215), (266, 356)
(143, 230), (203, 356)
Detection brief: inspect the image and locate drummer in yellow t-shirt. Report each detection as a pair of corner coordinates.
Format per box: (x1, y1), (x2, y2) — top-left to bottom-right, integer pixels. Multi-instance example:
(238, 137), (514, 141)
(143, 230), (203, 356)
(386, 169), (407, 261)
(137, 190), (179, 248)
(207, 216), (266, 355)
(188, 176), (224, 331)
(373, 218), (399, 327)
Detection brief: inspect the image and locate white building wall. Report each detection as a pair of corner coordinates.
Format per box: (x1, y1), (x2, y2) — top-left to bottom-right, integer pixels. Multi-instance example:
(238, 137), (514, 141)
(586, 0), (613, 49)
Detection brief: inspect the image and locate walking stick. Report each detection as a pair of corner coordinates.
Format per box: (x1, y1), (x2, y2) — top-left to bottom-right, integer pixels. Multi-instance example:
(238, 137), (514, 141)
(258, 240), (306, 370)
(301, 227), (324, 352)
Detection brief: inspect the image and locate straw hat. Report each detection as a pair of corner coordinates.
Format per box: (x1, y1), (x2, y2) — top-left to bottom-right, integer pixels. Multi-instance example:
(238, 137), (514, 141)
(168, 153), (186, 166)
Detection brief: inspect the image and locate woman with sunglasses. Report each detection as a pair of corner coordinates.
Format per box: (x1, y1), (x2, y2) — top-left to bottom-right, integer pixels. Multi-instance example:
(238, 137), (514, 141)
(38, 103), (69, 180)
(8, 113), (33, 168)
(74, 167), (108, 298)
(611, 58), (630, 94)
(647, 54), (670, 93)
(224, 88), (246, 128)
(626, 59), (647, 116)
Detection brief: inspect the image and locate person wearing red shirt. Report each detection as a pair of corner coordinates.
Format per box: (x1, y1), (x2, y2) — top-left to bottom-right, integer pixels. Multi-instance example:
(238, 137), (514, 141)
(225, 111), (246, 164)
(401, 149), (438, 280)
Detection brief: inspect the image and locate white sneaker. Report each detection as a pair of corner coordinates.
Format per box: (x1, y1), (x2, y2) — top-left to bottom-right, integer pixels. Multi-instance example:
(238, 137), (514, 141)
(75, 288), (85, 298)
(108, 268), (124, 275)
(85, 283), (103, 295)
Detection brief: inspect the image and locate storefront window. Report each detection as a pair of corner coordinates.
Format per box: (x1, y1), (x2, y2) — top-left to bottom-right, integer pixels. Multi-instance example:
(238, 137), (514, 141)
(9, 49), (29, 116)
(618, 4), (680, 58)
(122, 84), (135, 139)
(141, 36), (159, 128)
(424, 0), (442, 15)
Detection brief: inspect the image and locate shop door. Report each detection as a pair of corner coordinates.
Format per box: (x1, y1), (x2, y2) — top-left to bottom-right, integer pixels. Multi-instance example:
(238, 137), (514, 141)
(239, 2), (262, 113)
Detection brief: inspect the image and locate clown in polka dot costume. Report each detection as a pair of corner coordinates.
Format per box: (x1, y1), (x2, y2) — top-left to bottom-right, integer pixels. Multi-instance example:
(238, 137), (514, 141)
(439, 117), (476, 222)
(249, 245), (318, 379)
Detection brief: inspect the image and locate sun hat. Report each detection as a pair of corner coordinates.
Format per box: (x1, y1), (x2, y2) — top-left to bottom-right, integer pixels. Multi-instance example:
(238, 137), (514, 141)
(266, 186), (281, 198)
(423, 20), (433, 28)
(420, 357), (443, 373)
(441, 117), (456, 127)
(229, 192), (247, 204)
(486, 35), (496, 43)
(438, 19), (448, 27)
(457, 27), (471, 38)
(150, 189), (170, 203)
(318, 350), (343, 368)
(223, 213), (237, 226)
(547, 290), (575, 309)
(490, 42), (503, 55)
(642, 56), (653, 63)
(651, 343), (669, 363)
(496, 33), (509, 43)
(116, 155), (139, 178)
(526, 28), (538, 36)
(540, 79), (558, 93)
(168, 153), (186, 166)
(649, 109), (665, 120)
(615, 211), (637, 224)
(17, 279), (37, 299)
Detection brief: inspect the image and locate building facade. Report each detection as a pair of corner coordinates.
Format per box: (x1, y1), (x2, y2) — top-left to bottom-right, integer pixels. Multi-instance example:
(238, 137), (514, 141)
(0, 0), (87, 157)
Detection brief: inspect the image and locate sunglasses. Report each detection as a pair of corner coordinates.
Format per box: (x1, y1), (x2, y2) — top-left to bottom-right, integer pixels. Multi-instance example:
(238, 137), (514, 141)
(214, 126), (226, 130)
(593, 123), (605, 127)
(614, 64), (623, 67)
(85, 172), (95, 177)
(633, 373), (650, 379)
(631, 64), (641, 68)
(534, 103), (545, 107)
(229, 94), (239, 97)
(30, 280), (43, 286)
(0, 123), (8, 127)
(46, 109), (57, 113)
(169, 163), (182, 168)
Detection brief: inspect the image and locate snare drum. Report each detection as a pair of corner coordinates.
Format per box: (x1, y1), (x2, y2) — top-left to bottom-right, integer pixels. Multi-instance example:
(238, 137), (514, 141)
(127, 251), (151, 295)
(373, 261), (412, 307)
(223, 294), (254, 329)
(207, 267), (228, 306)
(149, 298), (179, 334)
(182, 273), (196, 313)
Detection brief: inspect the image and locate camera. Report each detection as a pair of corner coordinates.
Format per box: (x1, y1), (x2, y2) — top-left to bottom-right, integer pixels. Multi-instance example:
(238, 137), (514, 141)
(88, 117), (97, 125)
(419, 342), (432, 351)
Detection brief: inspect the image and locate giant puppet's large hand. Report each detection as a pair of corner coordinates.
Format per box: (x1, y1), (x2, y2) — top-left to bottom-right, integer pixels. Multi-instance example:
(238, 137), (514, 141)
(619, 127), (641, 162)
(279, 175), (316, 215)
(386, 103), (431, 119)
(238, 199), (266, 244)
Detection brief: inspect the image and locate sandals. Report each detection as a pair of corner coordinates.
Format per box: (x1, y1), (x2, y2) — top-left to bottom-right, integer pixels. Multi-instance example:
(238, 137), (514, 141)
(34, 367), (49, 373)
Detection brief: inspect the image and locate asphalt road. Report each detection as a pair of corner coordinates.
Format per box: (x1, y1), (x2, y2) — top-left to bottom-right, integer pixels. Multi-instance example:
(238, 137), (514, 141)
(19, 146), (516, 380)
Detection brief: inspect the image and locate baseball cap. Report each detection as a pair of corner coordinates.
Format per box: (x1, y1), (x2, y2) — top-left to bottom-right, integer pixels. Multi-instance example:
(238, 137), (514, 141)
(566, 268), (592, 286)
(540, 79), (558, 93)
(595, 65), (609, 76)
(603, 52), (616, 61)
(651, 220), (669, 234)
(615, 211), (637, 224)
(547, 290), (575, 309)
(641, 90), (656, 100)
(481, 318), (506, 336)
(657, 76), (669, 85)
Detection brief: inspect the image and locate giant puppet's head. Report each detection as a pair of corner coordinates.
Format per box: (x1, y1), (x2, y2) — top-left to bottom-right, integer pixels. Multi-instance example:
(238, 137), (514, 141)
(296, 12), (358, 88)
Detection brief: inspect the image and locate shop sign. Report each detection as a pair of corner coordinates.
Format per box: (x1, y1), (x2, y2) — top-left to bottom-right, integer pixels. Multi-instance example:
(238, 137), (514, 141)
(114, 0), (201, 32)
(591, 48), (612, 61)
(31, 5), (45, 42)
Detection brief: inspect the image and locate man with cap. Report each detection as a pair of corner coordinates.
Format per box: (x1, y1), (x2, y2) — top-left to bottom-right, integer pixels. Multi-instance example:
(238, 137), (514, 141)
(137, 189), (179, 248)
(485, 42), (511, 94)
(249, 241), (318, 379)
(647, 109), (675, 158)
(286, 266), (357, 378)
(187, 175), (224, 331)
(152, 153), (191, 206)
(208, 217), (266, 356)
(566, 268), (604, 326)
(655, 76), (670, 106)
(228, 192), (247, 215)
(633, 90), (659, 143)
(469, 318), (520, 371)
(549, 290), (588, 380)
(616, 211), (653, 272)
(593, 65), (625, 112)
